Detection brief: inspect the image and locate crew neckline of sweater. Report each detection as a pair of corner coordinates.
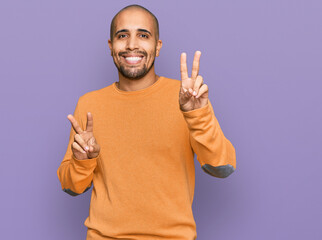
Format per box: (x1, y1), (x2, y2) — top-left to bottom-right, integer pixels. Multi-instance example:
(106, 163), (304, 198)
(112, 76), (164, 96)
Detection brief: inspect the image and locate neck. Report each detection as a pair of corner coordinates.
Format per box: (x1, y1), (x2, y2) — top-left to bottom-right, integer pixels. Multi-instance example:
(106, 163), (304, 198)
(116, 67), (159, 92)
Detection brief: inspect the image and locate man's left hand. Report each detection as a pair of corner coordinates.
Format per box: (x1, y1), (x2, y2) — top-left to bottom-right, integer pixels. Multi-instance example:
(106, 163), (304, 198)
(179, 51), (209, 112)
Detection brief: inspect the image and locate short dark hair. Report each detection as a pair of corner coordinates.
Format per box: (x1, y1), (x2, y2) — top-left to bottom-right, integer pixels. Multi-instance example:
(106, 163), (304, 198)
(109, 4), (159, 41)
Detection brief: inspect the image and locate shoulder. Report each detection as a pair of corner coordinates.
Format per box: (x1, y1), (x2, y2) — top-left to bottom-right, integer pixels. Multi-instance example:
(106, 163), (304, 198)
(74, 84), (114, 114)
(160, 76), (181, 90)
(162, 76), (181, 85)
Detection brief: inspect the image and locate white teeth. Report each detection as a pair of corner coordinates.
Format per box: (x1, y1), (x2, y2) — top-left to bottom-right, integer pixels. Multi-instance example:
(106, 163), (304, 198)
(125, 57), (142, 61)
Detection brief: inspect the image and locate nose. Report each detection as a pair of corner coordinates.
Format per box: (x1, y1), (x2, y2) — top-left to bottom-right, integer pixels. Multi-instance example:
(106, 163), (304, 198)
(126, 35), (139, 51)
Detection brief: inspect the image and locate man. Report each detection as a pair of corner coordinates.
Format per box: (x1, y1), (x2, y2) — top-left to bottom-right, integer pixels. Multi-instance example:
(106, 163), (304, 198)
(57, 4), (236, 240)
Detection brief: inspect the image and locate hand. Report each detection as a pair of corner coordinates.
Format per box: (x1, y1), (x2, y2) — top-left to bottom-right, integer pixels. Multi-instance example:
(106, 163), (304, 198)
(179, 51), (209, 112)
(67, 112), (100, 160)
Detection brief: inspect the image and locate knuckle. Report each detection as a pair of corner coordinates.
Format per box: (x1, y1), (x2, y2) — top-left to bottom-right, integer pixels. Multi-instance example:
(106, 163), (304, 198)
(74, 134), (79, 140)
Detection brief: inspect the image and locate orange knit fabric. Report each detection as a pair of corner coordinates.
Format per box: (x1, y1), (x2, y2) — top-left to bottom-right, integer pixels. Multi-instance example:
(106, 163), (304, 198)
(57, 76), (236, 240)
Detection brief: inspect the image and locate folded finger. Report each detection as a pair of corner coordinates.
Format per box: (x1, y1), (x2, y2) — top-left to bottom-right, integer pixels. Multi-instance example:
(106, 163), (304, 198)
(89, 143), (100, 153)
(196, 84), (209, 98)
(72, 142), (86, 154)
(74, 134), (89, 152)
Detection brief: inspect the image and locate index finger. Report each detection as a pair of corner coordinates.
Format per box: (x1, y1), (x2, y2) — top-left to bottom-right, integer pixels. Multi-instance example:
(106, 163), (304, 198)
(180, 52), (189, 80)
(191, 51), (201, 80)
(67, 114), (83, 134)
(85, 112), (93, 132)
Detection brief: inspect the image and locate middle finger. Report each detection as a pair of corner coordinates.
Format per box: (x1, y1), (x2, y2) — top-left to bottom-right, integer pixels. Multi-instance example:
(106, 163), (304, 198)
(191, 51), (201, 80)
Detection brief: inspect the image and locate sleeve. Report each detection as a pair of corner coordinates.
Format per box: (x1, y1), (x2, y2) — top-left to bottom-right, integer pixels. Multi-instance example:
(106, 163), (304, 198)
(56, 97), (99, 196)
(181, 99), (236, 178)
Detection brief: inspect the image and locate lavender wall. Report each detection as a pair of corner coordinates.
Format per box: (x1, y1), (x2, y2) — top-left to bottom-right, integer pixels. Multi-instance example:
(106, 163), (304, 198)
(1, 0), (321, 239)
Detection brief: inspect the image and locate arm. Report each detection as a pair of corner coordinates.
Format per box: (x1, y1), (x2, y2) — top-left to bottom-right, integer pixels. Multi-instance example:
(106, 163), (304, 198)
(57, 98), (99, 196)
(181, 99), (236, 178)
(179, 51), (236, 178)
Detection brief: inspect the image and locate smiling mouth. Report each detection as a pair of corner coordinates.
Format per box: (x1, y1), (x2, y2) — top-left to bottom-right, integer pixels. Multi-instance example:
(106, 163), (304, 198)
(123, 56), (143, 64)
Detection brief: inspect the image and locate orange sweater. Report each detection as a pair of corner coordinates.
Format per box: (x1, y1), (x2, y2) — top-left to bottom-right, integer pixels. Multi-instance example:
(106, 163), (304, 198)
(57, 76), (236, 240)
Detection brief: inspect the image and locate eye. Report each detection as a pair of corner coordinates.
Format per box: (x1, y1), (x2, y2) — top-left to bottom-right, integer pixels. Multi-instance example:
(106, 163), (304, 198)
(139, 34), (149, 38)
(117, 34), (127, 39)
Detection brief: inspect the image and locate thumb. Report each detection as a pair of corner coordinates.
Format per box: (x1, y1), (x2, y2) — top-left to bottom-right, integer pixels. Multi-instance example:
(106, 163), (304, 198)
(88, 137), (99, 153)
(89, 137), (96, 145)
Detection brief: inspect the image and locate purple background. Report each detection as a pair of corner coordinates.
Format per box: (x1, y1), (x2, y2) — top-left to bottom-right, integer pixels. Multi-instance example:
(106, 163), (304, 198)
(1, 0), (321, 239)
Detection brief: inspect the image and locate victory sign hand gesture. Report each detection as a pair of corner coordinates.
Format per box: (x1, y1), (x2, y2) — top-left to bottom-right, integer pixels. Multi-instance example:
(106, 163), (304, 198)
(179, 51), (209, 112)
(67, 112), (100, 160)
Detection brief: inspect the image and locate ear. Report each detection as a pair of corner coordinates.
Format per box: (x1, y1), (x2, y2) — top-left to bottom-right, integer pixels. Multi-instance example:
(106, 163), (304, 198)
(155, 39), (162, 57)
(108, 39), (113, 56)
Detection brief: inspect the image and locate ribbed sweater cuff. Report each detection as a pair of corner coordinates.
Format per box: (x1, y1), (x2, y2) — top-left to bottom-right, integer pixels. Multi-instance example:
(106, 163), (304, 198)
(71, 154), (99, 169)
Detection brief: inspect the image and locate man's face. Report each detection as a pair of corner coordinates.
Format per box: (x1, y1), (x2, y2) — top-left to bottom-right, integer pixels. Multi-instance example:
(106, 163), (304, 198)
(108, 9), (162, 79)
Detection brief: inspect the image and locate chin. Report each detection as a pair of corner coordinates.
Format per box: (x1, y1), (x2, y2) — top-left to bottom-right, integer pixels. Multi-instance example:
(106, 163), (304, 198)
(119, 66), (149, 80)
(121, 71), (148, 80)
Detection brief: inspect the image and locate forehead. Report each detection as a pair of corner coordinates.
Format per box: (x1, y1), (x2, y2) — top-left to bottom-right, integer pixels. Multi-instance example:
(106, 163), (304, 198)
(114, 9), (155, 33)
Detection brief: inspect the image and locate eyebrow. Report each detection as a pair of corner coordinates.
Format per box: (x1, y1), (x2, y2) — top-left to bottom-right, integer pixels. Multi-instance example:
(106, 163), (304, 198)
(138, 29), (152, 36)
(115, 28), (152, 37)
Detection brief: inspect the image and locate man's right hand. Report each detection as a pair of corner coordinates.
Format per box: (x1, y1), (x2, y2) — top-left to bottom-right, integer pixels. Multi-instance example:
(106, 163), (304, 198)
(67, 112), (100, 160)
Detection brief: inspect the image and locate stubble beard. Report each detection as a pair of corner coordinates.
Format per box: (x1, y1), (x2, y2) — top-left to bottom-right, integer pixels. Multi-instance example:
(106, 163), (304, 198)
(113, 50), (156, 80)
(118, 61), (155, 80)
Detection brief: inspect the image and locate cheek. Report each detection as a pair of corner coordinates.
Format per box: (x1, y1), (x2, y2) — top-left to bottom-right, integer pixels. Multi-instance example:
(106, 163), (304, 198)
(112, 49), (122, 61)
(141, 41), (156, 52)
(145, 45), (157, 56)
(148, 49), (157, 59)
(111, 43), (124, 55)
(111, 51), (118, 60)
